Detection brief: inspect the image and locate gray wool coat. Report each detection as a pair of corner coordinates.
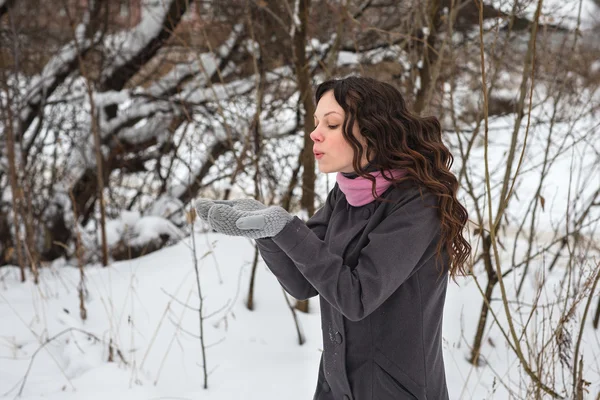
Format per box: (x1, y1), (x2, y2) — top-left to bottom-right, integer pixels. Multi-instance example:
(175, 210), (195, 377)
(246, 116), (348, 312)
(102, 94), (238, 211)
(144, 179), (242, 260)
(256, 180), (449, 400)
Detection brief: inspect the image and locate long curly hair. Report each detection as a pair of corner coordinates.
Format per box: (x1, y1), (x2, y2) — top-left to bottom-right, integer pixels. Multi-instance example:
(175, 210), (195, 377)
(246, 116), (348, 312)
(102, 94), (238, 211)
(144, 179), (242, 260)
(315, 76), (471, 278)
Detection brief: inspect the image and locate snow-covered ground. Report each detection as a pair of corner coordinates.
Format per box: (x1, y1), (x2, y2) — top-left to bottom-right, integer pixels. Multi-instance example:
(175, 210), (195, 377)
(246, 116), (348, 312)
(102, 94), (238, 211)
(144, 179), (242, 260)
(2, 75), (599, 400)
(1, 0), (599, 397)
(0, 232), (322, 400)
(1, 220), (599, 399)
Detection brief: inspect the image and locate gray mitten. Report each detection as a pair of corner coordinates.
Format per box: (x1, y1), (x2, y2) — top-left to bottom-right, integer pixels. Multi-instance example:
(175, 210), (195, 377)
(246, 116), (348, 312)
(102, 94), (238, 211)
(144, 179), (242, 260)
(194, 198), (216, 222)
(212, 198), (267, 212)
(208, 204), (293, 239)
(194, 198), (266, 224)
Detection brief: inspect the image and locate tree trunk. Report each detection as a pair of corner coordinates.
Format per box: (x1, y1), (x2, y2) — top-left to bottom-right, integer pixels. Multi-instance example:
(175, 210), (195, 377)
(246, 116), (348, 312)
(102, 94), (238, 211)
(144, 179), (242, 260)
(1, 89), (26, 282)
(469, 275), (497, 365)
(292, 0), (315, 314)
(593, 294), (600, 330)
(469, 234), (498, 365)
(246, 246), (260, 311)
(413, 0), (441, 115)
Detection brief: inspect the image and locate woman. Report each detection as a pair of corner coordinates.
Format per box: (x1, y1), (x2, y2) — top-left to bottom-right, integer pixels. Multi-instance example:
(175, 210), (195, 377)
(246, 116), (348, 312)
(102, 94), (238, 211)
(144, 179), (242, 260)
(195, 76), (471, 400)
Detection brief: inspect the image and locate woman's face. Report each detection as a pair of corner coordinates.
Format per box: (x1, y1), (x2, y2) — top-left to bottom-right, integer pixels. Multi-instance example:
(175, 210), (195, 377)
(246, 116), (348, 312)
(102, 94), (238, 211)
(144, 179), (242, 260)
(311, 91), (369, 174)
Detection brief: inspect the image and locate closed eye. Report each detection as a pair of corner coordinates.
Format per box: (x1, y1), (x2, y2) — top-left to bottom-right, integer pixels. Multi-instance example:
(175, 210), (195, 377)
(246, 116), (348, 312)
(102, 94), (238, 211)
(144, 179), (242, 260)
(328, 125), (339, 129)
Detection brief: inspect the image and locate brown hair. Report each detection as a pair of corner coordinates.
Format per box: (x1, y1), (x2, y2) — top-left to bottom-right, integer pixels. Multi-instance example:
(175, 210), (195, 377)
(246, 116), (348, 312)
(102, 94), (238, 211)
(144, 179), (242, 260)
(315, 76), (471, 278)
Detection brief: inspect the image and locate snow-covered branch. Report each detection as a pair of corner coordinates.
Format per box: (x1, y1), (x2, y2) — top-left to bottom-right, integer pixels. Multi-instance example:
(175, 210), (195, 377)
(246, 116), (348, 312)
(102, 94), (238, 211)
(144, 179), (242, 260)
(98, 24), (246, 142)
(146, 23), (245, 98)
(99, 0), (189, 92)
(18, 6), (99, 143)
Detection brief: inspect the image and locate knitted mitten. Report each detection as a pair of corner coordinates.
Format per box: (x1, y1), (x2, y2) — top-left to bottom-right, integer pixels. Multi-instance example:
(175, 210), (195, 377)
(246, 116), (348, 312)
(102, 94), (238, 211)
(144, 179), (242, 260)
(212, 198), (267, 211)
(195, 198), (266, 223)
(208, 204), (293, 239)
(194, 197), (293, 239)
(194, 198), (216, 222)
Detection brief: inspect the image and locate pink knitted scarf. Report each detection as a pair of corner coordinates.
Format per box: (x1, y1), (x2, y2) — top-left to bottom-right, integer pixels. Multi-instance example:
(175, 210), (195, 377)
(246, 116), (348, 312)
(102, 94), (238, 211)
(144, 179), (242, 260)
(336, 169), (406, 207)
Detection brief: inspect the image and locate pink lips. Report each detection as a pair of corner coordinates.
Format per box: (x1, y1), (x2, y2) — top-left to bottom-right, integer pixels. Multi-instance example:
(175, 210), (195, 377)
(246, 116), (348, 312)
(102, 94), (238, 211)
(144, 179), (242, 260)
(313, 150), (324, 159)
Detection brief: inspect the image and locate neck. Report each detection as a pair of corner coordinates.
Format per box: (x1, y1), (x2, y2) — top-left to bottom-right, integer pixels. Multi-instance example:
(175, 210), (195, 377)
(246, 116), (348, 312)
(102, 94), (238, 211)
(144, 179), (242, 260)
(340, 163), (378, 179)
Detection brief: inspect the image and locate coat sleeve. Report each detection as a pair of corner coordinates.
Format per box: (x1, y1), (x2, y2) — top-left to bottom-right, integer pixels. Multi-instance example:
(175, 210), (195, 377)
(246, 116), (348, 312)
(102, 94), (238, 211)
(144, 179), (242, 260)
(254, 186), (337, 300)
(271, 190), (442, 321)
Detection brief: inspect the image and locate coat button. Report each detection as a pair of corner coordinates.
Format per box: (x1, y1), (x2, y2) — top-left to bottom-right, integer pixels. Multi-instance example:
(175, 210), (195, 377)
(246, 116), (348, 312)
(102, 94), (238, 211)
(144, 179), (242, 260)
(335, 332), (343, 344)
(362, 207), (372, 219)
(322, 381), (330, 392)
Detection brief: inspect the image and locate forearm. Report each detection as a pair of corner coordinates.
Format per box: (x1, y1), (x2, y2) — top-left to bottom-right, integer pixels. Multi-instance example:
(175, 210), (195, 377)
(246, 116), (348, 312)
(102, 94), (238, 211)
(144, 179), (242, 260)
(256, 238), (318, 300)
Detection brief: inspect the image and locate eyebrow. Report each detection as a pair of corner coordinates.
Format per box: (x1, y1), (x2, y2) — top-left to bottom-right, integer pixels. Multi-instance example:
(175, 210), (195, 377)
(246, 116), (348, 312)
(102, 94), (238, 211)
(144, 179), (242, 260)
(314, 111), (343, 119)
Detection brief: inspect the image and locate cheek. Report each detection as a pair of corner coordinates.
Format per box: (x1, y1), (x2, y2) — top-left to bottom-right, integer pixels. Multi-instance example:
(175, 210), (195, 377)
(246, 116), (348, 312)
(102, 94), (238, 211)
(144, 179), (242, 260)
(333, 141), (355, 166)
(342, 142), (355, 158)
(330, 132), (351, 152)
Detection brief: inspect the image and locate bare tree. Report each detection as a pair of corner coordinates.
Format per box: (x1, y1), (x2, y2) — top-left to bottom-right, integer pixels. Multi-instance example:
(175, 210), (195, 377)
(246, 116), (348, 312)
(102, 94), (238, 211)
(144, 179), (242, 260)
(1, 1), (599, 396)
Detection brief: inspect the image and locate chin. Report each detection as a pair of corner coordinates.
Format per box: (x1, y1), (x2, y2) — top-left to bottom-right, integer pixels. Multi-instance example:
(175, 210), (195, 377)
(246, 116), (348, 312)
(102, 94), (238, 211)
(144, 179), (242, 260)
(318, 165), (336, 174)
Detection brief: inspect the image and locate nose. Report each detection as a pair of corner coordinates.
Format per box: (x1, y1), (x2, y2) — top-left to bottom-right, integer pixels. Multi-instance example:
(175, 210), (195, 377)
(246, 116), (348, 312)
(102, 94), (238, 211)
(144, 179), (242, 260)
(310, 126), (323, 143)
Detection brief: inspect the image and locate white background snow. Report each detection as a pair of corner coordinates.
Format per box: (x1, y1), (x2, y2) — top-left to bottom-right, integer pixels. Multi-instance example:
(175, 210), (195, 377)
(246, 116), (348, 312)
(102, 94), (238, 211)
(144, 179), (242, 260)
(1, 0), (600, 399)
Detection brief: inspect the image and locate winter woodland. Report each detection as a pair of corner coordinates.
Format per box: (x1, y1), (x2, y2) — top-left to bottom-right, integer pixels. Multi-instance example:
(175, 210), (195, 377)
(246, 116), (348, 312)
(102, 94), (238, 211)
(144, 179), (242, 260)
(1, 0), (599, 399)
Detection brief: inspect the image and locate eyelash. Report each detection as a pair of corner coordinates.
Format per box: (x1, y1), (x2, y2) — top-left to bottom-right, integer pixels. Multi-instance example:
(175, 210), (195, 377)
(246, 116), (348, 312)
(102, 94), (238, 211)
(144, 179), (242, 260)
(313, 122), (340, 130)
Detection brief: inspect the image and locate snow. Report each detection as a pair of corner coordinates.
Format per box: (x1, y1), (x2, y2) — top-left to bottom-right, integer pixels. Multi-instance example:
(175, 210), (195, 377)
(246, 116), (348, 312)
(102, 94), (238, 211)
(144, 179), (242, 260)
(3, 86), (600, 397)
(442, 84), (600, 235)
(146, 24), (244, 99)
(0, 233), (323, 400)
(337, 51), (360, 66)
(1, 225), (599, 399)
(94, 91), (131, 110)
(104, 210), (184, 249)
(101, 0), (176, 82)
(178, 78), (256, 106)
(19, 20), (91, 128)
(96, 23), (245, 143)
(289, 0), (301, 38)
(146, 194), (185, 220)
(2, 3), (600, 398)
(490, 0), (599, 29)
(127, 215), (184, 247)
(117, 113), (173, 145)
